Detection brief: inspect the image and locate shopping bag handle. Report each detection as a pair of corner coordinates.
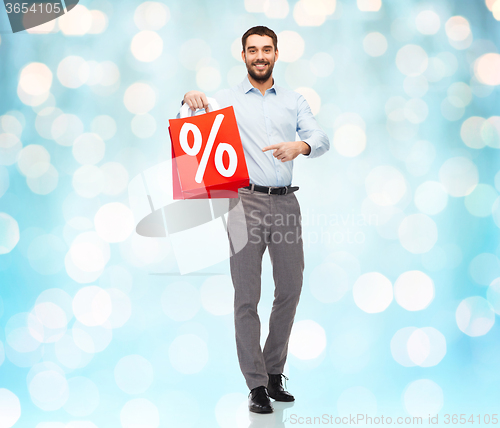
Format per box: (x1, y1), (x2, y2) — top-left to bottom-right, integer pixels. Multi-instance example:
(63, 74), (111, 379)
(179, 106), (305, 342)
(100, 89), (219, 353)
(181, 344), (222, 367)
(180, 97), (220, 118)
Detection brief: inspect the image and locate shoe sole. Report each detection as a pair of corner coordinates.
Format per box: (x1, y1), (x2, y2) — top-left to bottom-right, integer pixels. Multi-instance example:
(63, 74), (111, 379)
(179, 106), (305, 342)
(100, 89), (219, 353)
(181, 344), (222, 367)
(249, 407), (273, 413)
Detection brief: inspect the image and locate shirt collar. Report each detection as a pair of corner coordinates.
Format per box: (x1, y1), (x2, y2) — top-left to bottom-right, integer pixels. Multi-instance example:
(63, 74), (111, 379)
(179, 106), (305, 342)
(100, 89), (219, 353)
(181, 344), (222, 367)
(242, 74), (278, 95)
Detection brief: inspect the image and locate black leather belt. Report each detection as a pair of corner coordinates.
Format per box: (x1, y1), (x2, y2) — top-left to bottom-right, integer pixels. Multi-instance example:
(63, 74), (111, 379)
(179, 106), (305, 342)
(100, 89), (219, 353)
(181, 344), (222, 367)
(242, 184), (299, 195)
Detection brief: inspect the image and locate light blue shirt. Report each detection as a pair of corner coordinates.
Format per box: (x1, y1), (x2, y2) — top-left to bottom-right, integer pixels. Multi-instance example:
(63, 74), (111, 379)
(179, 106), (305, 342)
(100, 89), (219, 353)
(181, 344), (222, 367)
(214, 75), (330, 187)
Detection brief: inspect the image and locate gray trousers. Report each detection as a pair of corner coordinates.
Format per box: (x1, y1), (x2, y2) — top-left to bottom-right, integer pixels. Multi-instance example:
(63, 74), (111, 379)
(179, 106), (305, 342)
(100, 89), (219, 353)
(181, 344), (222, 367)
(227, 187), (304, 390)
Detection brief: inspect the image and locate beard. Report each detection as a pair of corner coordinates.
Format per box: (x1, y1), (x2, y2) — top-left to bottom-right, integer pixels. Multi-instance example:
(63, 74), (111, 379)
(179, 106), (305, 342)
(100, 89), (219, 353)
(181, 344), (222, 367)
(246, 59), (274, 83)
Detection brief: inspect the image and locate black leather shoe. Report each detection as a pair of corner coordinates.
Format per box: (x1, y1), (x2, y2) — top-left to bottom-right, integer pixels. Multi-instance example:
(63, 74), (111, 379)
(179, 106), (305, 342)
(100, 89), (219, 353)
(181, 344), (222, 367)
(267, 373), (295, 402)
(248, 386), (273, 413)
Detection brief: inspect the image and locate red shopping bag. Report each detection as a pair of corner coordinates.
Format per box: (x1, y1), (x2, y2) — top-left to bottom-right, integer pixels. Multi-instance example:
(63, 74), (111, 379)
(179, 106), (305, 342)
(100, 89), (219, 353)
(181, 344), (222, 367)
(168, 99), (249, 199)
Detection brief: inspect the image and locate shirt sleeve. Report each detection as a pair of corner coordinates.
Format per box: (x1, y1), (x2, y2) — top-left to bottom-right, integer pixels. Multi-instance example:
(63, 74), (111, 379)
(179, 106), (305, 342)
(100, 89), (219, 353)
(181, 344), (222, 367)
(296, 94), (330, 159)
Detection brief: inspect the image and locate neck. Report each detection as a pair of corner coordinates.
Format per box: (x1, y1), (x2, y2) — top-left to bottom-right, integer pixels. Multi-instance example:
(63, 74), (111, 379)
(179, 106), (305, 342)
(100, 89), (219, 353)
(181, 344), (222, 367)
(248, 74), (273, 96)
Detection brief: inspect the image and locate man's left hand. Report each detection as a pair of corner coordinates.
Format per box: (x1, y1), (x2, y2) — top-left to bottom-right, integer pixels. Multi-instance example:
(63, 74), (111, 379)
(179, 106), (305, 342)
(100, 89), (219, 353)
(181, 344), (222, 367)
(262, 141), (311, 162)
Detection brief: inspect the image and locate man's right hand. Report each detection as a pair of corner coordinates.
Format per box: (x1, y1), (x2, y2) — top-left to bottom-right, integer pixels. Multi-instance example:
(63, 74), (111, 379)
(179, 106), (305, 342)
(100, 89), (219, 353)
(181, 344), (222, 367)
(183, 90), (209, 112)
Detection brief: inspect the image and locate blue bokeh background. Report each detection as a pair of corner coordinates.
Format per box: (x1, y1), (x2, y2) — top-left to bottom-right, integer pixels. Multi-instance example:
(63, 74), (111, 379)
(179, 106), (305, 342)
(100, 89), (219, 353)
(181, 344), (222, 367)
(1, 0), (500, 427)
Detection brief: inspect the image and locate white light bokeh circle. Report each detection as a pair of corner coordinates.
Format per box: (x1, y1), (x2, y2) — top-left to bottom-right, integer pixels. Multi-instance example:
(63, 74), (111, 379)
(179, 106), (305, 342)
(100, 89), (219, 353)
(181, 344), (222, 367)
(26, 163), (59, 195)
(456, 296), (495, 337)
(0, 389), (21, 428)
(28, 370), (69, 411)
(415, 10), (441, 35)
(134, 2), (170, 30)
(357, 0), (381, 11)
(396, 44), (429, 76)
(89, 10), (108, 34)
(0, 388), (21, 428)
(131, 31), (163, 62)
(445, 16), (471, 42)
(363, 32), (388, 57)
(293, 0), (327, 26)
(6, 312), (42, 353)
(398, 213), (438, 254)
(72, 133), (105, 165)
(404, 379), (443, 417)
(289, 320), (327, 360)
(69, 232), (110, 274)
(474, 53), (500, 86)
(439, 156), (478, 197)
(353, 272), (393, 313)
(469, 253), (500, 286)
(414, 181), (448, 215)
(464, 184), (498, 218)
(168, 334), (208, 374)
(94, 202), (135, 243)
(35, 288), (73, 325)
(121, 399), (159, 428)
(51, 113), (84, 147)
(161, 281), (201, 322)
(18, 62), (52, 96)
(277, 31), (305, 62)
(0, 114), (23, 137)
(57, 56), (89, 88)
(0, 213), (20, 255)
(333, 124), (366, 157)
(408, 327), (446, 367)
(17, 144), (50, 178)
(123, 83), (156, 115)
(200, 275), (234, 316)
(72, 286), (112, 327)
(59, 5), (92, 35)
(460, 116), (486, 149)
(394, 270), (435, 311)
(99, 162), (129, 195)
(114, 355), (154, 394)
(365, 165), (407, 206)
(487, 278), (500, 315)
(30, 302), (67, 343)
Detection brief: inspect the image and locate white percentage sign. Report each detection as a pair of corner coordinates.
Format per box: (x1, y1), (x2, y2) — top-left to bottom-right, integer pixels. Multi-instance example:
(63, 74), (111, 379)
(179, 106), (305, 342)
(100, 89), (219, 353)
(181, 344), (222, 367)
(179, 114), (239, 184)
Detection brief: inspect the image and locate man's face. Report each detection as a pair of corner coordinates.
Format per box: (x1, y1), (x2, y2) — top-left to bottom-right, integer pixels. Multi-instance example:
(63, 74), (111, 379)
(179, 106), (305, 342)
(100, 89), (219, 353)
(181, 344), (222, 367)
(242, 34), (279, 83)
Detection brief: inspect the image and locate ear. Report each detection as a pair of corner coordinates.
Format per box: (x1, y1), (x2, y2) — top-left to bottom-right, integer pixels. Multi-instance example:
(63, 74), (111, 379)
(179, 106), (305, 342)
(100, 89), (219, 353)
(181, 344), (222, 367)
(241, 50), (246, 62)
(274, 49), (279, 62)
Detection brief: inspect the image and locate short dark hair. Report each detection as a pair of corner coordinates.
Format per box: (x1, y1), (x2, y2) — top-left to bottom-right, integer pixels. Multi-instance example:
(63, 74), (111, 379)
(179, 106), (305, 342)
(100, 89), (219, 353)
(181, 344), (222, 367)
(242, 26), (278, 52)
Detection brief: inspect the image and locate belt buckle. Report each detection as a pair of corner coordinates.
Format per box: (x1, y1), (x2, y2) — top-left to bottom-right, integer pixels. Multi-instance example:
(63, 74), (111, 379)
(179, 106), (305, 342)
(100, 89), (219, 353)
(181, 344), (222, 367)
(268, 187), (272, 195)
(284, 186), (288, 195)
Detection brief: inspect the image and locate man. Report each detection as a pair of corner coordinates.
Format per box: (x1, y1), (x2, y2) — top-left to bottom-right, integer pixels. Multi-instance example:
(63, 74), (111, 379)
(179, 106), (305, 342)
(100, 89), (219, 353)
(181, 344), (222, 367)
(182, 26), (329, 413)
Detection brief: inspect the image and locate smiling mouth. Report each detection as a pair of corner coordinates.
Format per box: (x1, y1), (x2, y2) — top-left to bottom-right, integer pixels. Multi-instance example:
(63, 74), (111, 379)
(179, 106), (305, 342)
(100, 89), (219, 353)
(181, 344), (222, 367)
(254, 63), (268, 70)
